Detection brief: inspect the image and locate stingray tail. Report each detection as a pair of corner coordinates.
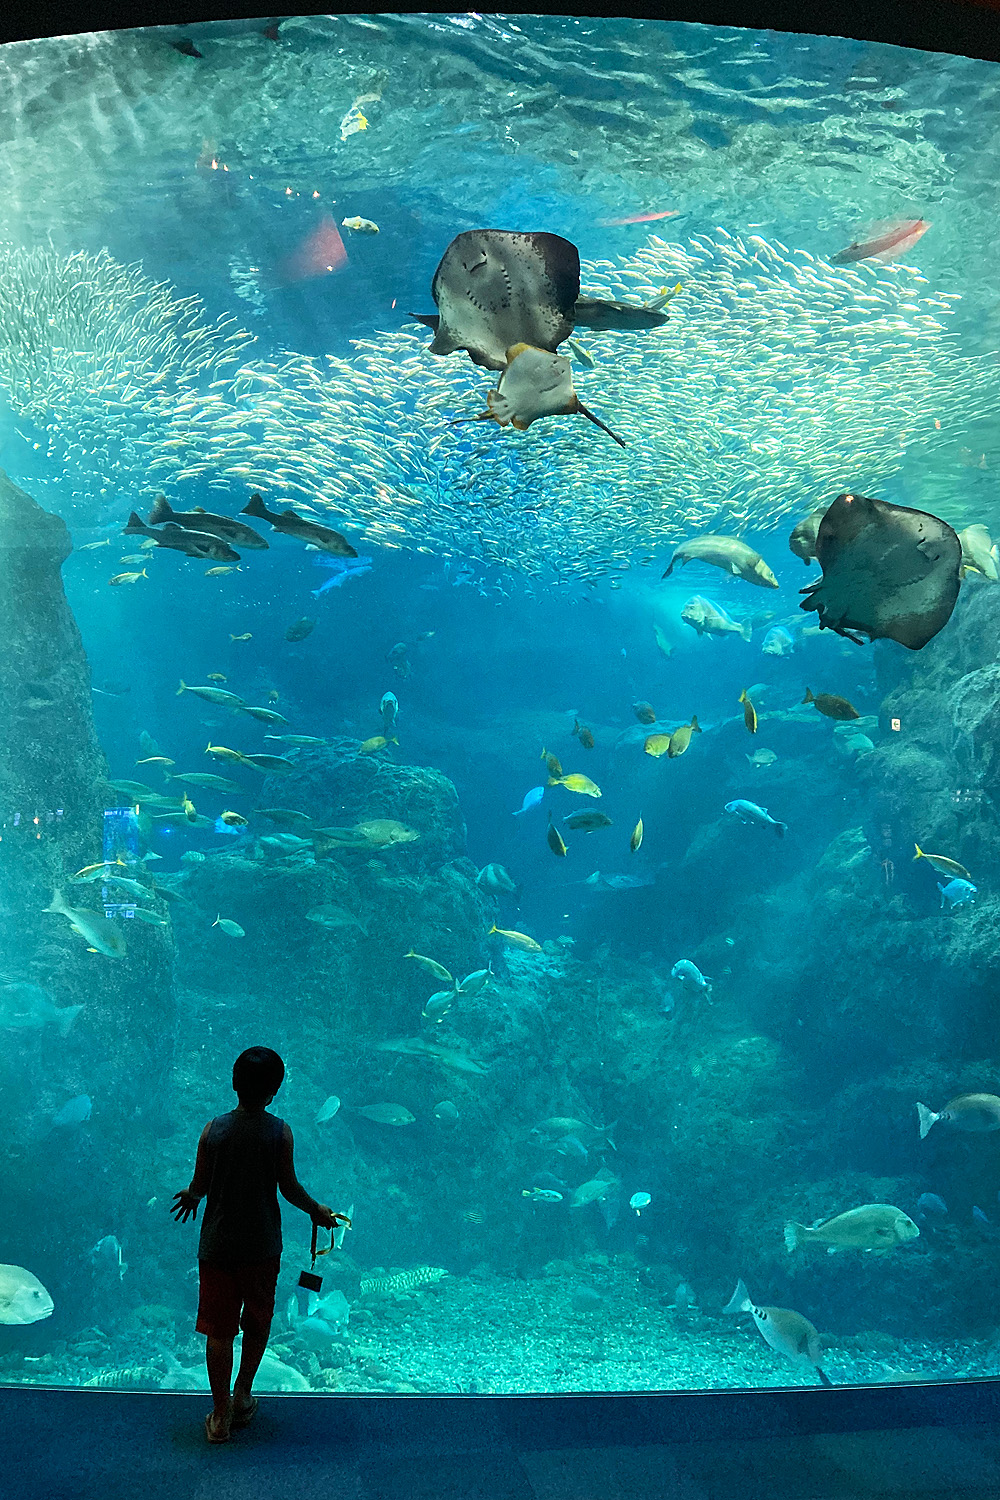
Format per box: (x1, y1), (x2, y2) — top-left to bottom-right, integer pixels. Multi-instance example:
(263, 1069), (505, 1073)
(575, 400), (626, 449)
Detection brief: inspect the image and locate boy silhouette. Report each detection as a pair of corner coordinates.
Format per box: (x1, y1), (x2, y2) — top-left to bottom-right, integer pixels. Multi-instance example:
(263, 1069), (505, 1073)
(171, 1046), (349, 1443)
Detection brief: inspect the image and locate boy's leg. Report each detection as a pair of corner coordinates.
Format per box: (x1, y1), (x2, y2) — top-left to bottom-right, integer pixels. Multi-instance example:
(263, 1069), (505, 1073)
(233, 1257), (280, 1411)
(233, 1329), (268, 1406)
(206, 1337), (235, 1422)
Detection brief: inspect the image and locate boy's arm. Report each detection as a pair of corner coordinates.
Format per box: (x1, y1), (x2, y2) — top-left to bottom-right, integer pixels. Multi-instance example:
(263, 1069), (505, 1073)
(170, 1123), (212, 1223)
(278, 1123), (343, 1230)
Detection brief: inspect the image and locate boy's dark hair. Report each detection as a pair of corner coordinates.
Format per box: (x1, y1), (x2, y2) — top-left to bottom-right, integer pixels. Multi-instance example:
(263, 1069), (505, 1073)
(232, 1047), (285, 1106)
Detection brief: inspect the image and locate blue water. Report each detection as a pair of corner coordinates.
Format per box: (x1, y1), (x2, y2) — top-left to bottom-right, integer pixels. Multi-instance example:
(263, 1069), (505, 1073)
(0, 12), (998, 1397)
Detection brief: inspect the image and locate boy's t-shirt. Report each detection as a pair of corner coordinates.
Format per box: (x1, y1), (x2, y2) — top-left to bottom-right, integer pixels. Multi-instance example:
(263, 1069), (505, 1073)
(197, 1109), (285, 1266)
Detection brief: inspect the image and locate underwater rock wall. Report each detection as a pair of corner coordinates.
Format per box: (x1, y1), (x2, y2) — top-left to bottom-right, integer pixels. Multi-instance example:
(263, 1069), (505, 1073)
(0, 470), (175, 1321)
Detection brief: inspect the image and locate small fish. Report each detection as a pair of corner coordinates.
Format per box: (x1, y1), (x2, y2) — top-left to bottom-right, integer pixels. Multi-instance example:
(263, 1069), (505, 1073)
(213, 915), (245, 937)
(629, 1192), (652, 1215)
(747, 749), (778, 768)
(630, 816), (643, 853)
(476, 863), (518, 896)
(547, 817), (568, 857)
(422, 989), (456, 1023)
(633, 701), (657, 725)
(939, 878), (977, 909)
(380, 693), (399, 735)
(433, 1100), (460, 1125)
(239, 706), (289, 724)
(268, 691), (280, 703)
(315, 1096), (341, 1124)
(230, 632), (252, 642)
(205, 566), (238, 576)
(119, 554), (148, 565)
(285, 617), (315, 642)
(831, 219), (930, 265)
(541, 747), (564, 778)
(562, 810), (612, 832)
(352, 1103), (416, 1126)
(79, 537), (111, 550)
(205, 743), (248, 763)
(171, 772), (244, 791)
(653, 624), (674, 660)
(549, 772), (602, 798)
(784, 1203), (919, 1254)
(255, 808), (314, 828)
(135, 756), (175, 768)
(724, 800), (787, 837)
(306, 905), (367, 932)
(457, 967), (491, 997)
(668, 716), (701, 758)
(523, 1188), (564, 1203)
(51, 1093), (92, 1127)
(761, 626), (795, 657)
(916, 1093), (1000, 1139)
(513, 786), (545, 816)
(739, 690), (757, 734)
(489, 923), (542, 952)
(358, 734), (397, 754)
(265, 735), (328, 746)
(44, 890), (127, 958)
(644, 734), (672, 759)
(802, 688), (860, 721)
(573, 719), (595, 749)
(916, 1192), (948, 1217)
(219, 810), (248, 827)
(681, 595), (751, 641)
(177, 681), (246, 707)
(342, 215), (379, 233)
(239, 753), (294, 773)
(206, 673), (227, 682)
(913, 845), (971, 881)
(109, 570), (147, 586)
(405, 950), (454, 985)
(671, 959), (711, 997)
(89, 1235), (127, 1282)
(723, 1280), (831, 1386)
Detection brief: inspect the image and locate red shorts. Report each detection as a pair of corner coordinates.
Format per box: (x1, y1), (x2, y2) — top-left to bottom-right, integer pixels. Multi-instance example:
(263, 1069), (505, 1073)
(196, 1257), (280, 1340)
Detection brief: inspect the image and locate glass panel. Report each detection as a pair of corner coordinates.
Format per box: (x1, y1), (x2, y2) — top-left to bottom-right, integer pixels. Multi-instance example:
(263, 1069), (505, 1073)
(0, 12), (996, 1399)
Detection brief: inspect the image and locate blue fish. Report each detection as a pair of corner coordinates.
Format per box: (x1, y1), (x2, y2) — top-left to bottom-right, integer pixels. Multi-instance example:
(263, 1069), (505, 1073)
(312, 554), (373, 597)
(939, 878), (976, 909)
(724, 800), (787, 838)
(513, 786), (545, 816)
(916, 1192), (948, 1218)
(52, 1093), (92, 1127)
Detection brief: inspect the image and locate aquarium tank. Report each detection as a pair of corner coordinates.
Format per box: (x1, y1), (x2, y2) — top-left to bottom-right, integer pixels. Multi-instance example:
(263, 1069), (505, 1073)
(1, 9), (1000, 1400)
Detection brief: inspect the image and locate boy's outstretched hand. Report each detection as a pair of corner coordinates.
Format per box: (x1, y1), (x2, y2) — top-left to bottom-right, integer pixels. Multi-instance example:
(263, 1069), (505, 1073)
(313, 1204), (351, 1233)
(171, 1189), (201, 1223)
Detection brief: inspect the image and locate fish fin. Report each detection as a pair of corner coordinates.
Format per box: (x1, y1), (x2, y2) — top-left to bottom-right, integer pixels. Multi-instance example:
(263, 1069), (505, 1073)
(816, 1368), (833, 1388)
(913, 844), (923, 860)
(148, 495), (172, 525)
(260, 20), (281, 41)
(916, 1102), (938, 1139)
(740, 622), (752, 642)
(783, 1221), (807, 1252)
(171, 38), (205, 58)
(57, 1005), (83, 1037)
(510, 417), (532, 432)
(661, 557), (676, 579)
(485, 390), (514, 426)
(44, 889), (66, 915)
(722, 1279), (751, 1314)
(408, 313), (441, 331)
(774, 821), (787, 838)
(575, 399), (626, 449)
(241, 494), (271, 520)
(123, 512), (147, 534)
(690, 716), (701, 734)
(803, 689), (814, 704)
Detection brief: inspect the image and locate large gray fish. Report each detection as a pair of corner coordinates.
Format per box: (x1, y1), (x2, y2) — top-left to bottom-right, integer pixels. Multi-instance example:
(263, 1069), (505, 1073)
(123, 512), (238, 562)
(788, 508), (827, 564)
(148, 494), (268, 550)
(662, 535), (778, 588)
(242, 494), (356, 557)
(799, 492), (961, 650)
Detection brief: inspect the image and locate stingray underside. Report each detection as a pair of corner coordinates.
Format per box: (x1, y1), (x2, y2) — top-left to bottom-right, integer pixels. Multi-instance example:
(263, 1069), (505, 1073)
(428, 229), (580, 370)
(799, 493), (961, 650)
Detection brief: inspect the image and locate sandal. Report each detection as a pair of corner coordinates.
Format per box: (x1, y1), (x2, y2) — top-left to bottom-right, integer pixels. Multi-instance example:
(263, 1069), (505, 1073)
(205, 1407), (232, 1444)
(231, 1396), (258, 1429)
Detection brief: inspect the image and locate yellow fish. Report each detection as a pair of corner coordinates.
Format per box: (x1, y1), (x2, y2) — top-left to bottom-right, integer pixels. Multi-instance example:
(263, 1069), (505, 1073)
(489, 924), (542, 952)
(205, 742), (248, 763)
(913, 844), (972, 881)
(549, 773), (601, 798)
(220, 810), (248, 827)
(739, 690), (757, 734)
(358, 735), (397, 754)
(110, 569), (147, 585)
(668, 716), (701, 758)
(546, 818), (568, 857)
(630, 817), (643, 853)
(644, 734), (671, 759)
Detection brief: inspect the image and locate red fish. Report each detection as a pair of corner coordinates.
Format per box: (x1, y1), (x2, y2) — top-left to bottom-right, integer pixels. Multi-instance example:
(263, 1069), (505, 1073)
(831, 219), (930, 264)
(599, 210), (681, 226)
(277, 215), (348, 283)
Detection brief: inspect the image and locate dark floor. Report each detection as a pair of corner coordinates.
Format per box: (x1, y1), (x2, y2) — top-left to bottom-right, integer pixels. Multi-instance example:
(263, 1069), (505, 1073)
(3, 1385), (1000, 1500)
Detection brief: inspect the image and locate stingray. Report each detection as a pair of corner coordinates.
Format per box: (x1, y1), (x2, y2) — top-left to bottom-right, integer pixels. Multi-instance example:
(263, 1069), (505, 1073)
(460, 342), (625, 448)
(799, 492), (961, 650)
(410, 230), (668, 370)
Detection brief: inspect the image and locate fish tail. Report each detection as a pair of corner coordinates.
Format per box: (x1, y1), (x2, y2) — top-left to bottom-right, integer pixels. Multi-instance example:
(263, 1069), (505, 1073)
(722, 1278), (752, 1314)
(913, 844), (924, 861)
(148, 494), (172, 525)
(241, 493), (270, 520)
(488, 924), (498, 935)
(691, 715), (701, 734)
(803, 688), (815, 704)
(44, 888), (67, 916)
(774, 821), (787, 838)
(177, 680), (187, 695)
(123, 512), (147, 534)
(784, 1221), (809, 1252)
(740, 622), (752, 642)
(916, 1102), (939, 1140)
(575, 399), (627, 449)
(547, 777), (562, 787)
(738, 690), (747, 704)
(816, 1368), (833, 1388)
(57, 1004), (83, 1038)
